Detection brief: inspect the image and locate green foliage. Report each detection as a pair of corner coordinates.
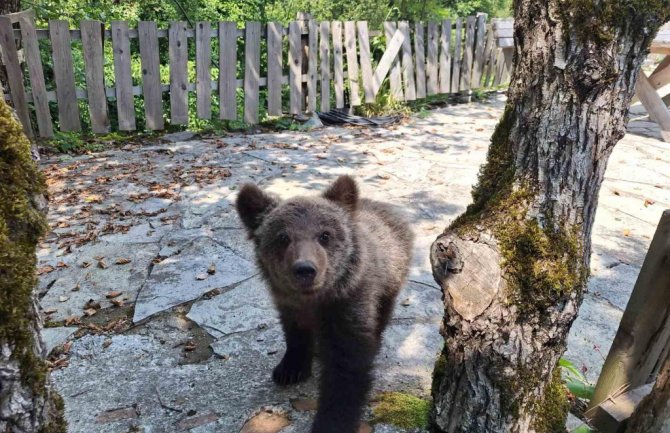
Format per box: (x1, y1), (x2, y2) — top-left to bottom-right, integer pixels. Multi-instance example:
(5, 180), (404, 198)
(532, 368), (571, 433)
(559, 358), (595, 401)
(371, 392), (431, 429)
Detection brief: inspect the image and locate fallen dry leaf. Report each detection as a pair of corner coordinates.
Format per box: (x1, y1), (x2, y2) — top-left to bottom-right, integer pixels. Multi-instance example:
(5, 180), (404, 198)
(62, 341), (72, 353)
(97, 259), (108, 269)
(184, 341), (196, 352)
(65, 315), (81, 326)
(176, 412), (219, 430)
(644, 198), (655, 207)
(623, 228), (631, 237)
(37, 265), (55, 275)
(207, 263), (216, 275)
(81, 261), (91, 268)
(56, 261), (69, 268)
(59, 295), (69, 303)
(102, 339), (112, 349)
(83, 308), (97, 317)
(401, 298), (411, 306)
(239, 410), (290, 433)
(110, 299), (124, 307)
(115, 257), (131, 265)
(290, 398), (318, 412)
(43, 308), (58, 315)
(196, 273), (208, 281)
(85, 299), (101, 310)
(106, 291), (122, 299)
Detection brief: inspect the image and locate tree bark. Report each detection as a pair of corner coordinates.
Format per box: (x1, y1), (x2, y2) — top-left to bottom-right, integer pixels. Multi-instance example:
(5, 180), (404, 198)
(626, 355), (670, 433)
(429, 2), (670, 432)
(0, 100), (65, 432)
(0, 0), (20, 16)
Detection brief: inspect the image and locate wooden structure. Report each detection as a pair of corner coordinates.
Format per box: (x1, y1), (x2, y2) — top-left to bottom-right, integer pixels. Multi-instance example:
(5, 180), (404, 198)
(586, 209), (670, 432)
(635, 22), (670, 142)
(0, 14), (514, 137)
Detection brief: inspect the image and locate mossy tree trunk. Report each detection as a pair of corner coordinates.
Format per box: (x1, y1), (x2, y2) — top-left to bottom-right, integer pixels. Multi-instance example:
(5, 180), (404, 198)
(429, 1), (670, 432)
(0, 100), (65, 432)
(626, 355), (670, 433)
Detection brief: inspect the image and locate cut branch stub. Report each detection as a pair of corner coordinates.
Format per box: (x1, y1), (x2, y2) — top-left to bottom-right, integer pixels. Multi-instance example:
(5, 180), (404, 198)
(431, 232), (502, 321)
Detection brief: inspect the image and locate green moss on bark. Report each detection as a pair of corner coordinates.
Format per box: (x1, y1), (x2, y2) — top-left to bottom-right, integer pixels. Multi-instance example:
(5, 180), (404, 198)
(0, 99), (48, 391)
(531, 368), (570, 433)
(38, 393), (67, 433)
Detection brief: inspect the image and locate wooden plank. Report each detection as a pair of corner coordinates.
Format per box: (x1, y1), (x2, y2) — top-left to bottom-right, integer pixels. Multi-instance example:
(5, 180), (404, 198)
(244, 22), (261, 124)
(426, 21), (439, 96)
(319, 21), (331, 112)
(588, 210), (670, 412)
(472, 14), (487, 88)
(372, 30), (404, 96)
(80, 20), (110, 133)
(195, 21), (212, 119)
(398, 21), (416, 101)
(439, 19), (451, 94)
(306, 20), (318, 112)
(19, 16), (53, 137)
(494, 27), (513, 38)
(332, 21), (345, 108)
(168, 22), (188, 125)
(357, 21), (375, 103)
(414, 22), (426, 98)
(384, 22), (403, 101)
(266, 22), (283, 116)
(111, 21), (136, 130)
(343, 21), (361, 106)
(635, 71), (670, 141)
(0, 17), (31, 136)
(289, 21), (303, 114)
(460, 16), (476, 91)
(451, 18), (463, 93)
(502, 48), (513, 82)
(493, 48), (505, 86)
(49, 20), (81, 132)
(138, 21), (164, 130)
(219, 22), (237, 120)
(481, 24), (496, 88)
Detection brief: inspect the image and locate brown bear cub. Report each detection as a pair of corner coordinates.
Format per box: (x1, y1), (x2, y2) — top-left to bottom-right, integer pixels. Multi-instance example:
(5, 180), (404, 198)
(236, 175), (414, 433)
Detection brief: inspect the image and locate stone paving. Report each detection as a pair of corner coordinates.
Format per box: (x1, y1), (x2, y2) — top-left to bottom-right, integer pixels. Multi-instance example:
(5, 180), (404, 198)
(35, 98), (670, 433)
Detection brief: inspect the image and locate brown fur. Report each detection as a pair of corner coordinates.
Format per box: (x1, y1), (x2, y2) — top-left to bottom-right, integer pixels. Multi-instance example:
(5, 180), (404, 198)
(236, 175), (414, 433)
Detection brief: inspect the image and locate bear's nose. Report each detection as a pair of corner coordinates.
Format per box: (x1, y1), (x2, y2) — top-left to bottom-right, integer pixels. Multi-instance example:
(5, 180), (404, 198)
(292, 261), (317, 282)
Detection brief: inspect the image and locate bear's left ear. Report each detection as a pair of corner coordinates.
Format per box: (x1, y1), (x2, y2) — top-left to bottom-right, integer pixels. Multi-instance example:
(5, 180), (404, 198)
(236, 183), (278, 238)
(323, 175), (358, 212)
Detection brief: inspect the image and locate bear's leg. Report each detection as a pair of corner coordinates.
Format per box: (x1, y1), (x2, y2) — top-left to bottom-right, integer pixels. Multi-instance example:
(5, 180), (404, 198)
(311, 304), (379, 433)
(273, 309), (314, 385)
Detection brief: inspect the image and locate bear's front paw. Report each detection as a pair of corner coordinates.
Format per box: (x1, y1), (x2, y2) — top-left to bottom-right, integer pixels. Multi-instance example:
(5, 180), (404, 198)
(272, 356), (312, 385)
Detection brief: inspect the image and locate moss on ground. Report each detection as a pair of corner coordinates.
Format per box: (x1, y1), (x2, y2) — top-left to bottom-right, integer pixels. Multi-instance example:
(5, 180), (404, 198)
(372, 392), (431, 429)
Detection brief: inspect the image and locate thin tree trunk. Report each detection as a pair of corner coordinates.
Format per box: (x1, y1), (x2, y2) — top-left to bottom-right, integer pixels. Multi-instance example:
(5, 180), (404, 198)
(0, 0), (20, 16)
(0, 100), (65, 432)
(626, 355), (670, 433)
(429, 2), (670, 432)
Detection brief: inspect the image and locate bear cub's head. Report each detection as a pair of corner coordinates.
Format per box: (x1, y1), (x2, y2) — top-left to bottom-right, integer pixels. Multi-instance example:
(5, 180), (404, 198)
(236, 175), (359, 302)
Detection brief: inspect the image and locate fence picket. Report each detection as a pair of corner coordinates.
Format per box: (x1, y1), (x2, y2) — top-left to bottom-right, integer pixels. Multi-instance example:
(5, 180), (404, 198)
(343, 21), (361, 106)
(384, 22), (404, 101)
(414, 22), (426, 98)
(451, 18), (463, 94)
(138, 21), (164, 130)
(319, 21), (331, 112)
(332, 21), (345, 108)
(439, 19), (452, 94)
(81, 20), (110, 133)
(267, 22), (283, 116)
(0, 17), (32, 136)
(426, 21), (439, 95)
(481, 23), (495, 88)
(307, 20), (318, 112)
(20, 16), (52, 137)
(244, 22), (261, 124)
(168, 22), (188, 125)
(357, 22), (375, 103)
(460, 16), (476, 91)
(111, 21), (136, 130)
(196, 21), (212, 120)
(289, 21), (303, 114)
(49, 19), (81, 132)
(472, 14), (487, 87)
(219, 22), (237, 120)
(398, 21), (416, 101)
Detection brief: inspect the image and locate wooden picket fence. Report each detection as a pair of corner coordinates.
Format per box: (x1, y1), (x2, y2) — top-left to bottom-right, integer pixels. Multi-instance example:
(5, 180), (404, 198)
(0, 13), (513, 138)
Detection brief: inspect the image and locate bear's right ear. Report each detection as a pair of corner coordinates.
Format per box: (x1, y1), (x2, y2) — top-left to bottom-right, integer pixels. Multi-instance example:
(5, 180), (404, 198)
(236, 184), (278, 237)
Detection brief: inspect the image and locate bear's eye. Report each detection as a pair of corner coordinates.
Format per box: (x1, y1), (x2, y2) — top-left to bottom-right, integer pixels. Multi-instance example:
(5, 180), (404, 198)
(318, 231), (331, 246)
(278, 233), (290, 245)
